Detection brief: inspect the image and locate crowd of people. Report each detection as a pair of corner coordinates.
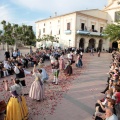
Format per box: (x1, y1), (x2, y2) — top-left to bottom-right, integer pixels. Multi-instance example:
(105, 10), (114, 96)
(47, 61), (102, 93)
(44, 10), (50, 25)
(93, 51), (120, 120)
(0, 47), (83, 120)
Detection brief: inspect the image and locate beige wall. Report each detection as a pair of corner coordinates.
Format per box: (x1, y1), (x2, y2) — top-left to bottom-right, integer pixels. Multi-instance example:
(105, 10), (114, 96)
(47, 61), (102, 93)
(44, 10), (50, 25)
(36, 9), (110, 51)
(36, 13), (76, 48)
(80, 9), (108, 20)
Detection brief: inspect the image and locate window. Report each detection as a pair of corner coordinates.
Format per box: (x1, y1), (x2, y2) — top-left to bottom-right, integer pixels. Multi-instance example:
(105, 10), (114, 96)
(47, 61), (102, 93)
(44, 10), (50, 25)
(67, 23), (71, 30)
(100, 27), (103, 33)
(115, 11), (120, 22)
(43, 28), (45, 33)
(50, 22), (51, 24)
(92, 25), (95, 31)
(44, 23), (45, 26)
(81, 23), (85, 30)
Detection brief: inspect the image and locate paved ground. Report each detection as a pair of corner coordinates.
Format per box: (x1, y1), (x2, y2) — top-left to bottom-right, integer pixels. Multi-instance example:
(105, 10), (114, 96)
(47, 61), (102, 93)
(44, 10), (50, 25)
(0, 50), (112, 120)
(43, 53), (111, 120)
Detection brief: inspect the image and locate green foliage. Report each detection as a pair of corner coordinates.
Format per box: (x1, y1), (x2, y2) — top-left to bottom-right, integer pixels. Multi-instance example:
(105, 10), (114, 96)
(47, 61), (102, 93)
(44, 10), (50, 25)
(36, 34), (59, 43)
(103, 23), (120, 41)
(0, 20), (35, 45)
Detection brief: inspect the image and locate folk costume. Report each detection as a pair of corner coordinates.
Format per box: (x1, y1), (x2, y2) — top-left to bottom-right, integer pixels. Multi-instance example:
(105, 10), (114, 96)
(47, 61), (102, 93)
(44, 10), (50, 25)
(29, 66), (45, 101)
(52, 59), (59, 85)
(64, 61), (73, 76)
(4, 80), (28, 120)
(59, 55), (65, 70)
(14, 64), (31, 95)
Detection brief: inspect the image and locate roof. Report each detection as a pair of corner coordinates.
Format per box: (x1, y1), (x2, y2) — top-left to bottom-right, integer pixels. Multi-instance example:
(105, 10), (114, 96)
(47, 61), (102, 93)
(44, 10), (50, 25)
(35, 9), (107, 23)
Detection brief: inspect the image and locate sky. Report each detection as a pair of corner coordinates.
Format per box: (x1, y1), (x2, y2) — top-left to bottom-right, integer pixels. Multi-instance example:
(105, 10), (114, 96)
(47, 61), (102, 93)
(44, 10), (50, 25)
(0, 0), (108, 31)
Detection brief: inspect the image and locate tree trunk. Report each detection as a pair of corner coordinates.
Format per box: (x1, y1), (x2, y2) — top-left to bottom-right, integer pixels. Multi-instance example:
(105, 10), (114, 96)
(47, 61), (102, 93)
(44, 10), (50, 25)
(5, 42), (9, 51)
(14, 40), (17, 50)
(2, 42), (4, 50)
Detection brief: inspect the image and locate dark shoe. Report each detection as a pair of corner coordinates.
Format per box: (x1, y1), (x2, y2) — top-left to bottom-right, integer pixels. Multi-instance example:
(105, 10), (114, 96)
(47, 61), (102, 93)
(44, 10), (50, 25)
(52, 82), (55, 84)
(55, 83), (58, 85)
(101, 91), (105, 94)
(23, 93), (29, 96)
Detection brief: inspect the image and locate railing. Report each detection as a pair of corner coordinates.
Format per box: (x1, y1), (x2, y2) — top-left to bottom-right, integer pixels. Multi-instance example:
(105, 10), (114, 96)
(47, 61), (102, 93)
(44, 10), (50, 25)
(76, 30), (105, 36)
(64, 30), (71, 34)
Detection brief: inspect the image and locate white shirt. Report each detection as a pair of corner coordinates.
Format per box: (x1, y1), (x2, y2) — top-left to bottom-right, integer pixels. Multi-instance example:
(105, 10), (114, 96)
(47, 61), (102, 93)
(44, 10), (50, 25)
(13, 52), (18, 57)
(106, 114), (118, 120)
(4, 63), (11, 69)
(10, 84), (22, 95)
(50, 56), (55, 63)
(80, 52), (83, 55)
(41, 68), (48, 81)
(68, 53), (72, 59)
(14, 66), (31, 75)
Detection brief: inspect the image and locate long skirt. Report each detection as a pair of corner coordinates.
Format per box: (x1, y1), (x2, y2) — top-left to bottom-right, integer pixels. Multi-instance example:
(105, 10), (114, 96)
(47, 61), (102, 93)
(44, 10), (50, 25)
(4, 96), (28, 120)
(64, 65), (72, 75)
(76, 59), (83, 68)
(29, 80), (45, 101)
(59, 60), (65, 70)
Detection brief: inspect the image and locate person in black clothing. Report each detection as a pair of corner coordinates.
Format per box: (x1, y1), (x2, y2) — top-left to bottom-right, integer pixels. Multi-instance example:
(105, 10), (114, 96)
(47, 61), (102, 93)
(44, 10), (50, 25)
(4, 50), (10, 59)
(14, 63), (31, 95)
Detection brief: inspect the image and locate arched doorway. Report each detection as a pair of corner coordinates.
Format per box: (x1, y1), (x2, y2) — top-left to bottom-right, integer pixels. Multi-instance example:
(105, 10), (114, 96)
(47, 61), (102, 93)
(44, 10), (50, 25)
(112, 41), (118, 50)
(89, 38), (95, 49)
(98, 39), (103, 51)
(79, 38), (85, 50)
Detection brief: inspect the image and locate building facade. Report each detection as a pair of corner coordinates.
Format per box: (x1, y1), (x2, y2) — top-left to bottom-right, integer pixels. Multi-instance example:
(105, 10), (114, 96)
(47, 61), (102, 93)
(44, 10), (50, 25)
(36, 0), (120, 51)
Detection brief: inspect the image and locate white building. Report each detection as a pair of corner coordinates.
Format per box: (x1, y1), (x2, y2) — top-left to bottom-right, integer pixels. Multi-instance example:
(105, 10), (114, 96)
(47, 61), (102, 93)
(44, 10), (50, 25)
(35, 0), (120, 51)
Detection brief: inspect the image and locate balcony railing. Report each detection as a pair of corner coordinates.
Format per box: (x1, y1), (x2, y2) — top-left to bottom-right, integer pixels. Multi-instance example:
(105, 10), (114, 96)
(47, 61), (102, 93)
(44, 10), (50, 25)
(64, 30), (71, 34)
(77, 30), (90, 35)
(77, 30), (105, 36)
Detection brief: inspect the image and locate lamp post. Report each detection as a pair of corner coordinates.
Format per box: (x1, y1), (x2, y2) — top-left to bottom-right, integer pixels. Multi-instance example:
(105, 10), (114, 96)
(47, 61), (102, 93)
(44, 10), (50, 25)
(69, 39), (71, 47)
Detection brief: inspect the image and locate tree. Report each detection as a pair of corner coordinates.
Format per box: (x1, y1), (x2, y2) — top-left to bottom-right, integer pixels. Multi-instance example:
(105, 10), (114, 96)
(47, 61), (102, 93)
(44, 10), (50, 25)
(36, 34), (59, 49)
(103, 23), (120, 42)
(1, 20), (36, 50)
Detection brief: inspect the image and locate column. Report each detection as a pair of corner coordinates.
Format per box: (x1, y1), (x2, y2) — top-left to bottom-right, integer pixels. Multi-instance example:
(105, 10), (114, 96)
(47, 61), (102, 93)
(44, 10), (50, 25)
(95, 40), (99, 49)
(84, 38), (89, 52)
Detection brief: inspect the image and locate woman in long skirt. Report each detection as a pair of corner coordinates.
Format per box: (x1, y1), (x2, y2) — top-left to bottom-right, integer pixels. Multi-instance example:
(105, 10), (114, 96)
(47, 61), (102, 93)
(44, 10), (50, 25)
(76, 54), (83, 68)
(4, 78), (28, 120)
(59, 54), (65, 70)
(29, 65), (45, 101)
(64, 61), (72, 76)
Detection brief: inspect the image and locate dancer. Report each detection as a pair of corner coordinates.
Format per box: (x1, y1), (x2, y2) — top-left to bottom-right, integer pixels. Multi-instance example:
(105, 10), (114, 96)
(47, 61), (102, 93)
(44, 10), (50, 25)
(59, 53), (65, 70)
(52, 58), (59, 85)
(3, 78), (28, 120)
(64, 61), (72, 76)
(76, 54), (83, 68)
(29, 65), (45, 101)
(14, 63), (31, 95)
(38, 68), (49, 82)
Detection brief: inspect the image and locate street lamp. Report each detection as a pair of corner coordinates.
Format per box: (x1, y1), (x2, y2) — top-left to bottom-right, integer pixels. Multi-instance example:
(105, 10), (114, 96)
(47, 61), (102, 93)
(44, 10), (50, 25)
(69, 39), (71, 47)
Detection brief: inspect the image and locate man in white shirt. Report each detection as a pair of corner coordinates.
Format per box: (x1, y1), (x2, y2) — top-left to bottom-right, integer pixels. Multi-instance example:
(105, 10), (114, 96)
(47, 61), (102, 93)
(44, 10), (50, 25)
(105, 107), (118, 120)
(14, 63), (31, 95)
(12, 50), (18, 59)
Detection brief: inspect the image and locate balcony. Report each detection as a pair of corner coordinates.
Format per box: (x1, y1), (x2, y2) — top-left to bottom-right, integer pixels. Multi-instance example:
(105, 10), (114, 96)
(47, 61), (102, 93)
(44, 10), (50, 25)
(77, 30), (90, 35)
(77, 30), (105, 37)
(64, 30), (71, 34)
(90, 32), (101, 36)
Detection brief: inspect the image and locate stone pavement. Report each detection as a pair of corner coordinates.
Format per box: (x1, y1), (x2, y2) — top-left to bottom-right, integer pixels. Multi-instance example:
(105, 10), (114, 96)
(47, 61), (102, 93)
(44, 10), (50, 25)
(0, 52), (112, 120)
(44, 53), (111, 120)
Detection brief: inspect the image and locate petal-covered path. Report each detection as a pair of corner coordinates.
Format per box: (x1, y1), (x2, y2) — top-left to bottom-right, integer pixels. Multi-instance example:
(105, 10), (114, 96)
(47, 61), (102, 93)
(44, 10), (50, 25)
(0, 53), (111, 120)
